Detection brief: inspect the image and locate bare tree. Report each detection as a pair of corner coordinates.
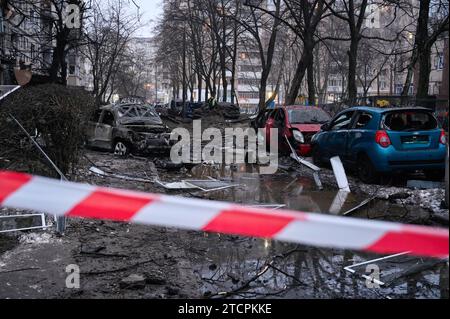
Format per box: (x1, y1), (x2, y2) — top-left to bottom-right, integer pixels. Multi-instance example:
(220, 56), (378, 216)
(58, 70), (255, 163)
(239, 0), (283, 111)
(6, 0), (91, 84)
(84, 0), (142, 105)
(402, 0), (449, 100)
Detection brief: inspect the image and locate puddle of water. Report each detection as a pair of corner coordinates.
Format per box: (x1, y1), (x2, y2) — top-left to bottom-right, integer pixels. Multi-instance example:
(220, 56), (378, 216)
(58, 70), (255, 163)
(191, 163), (364, 215)
(187, 234), (448, 299)
(183, 163), (448, 299)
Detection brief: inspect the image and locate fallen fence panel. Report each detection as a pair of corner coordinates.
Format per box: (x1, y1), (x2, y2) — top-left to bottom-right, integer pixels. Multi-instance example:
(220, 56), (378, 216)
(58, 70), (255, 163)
(0, 213), (47, 234)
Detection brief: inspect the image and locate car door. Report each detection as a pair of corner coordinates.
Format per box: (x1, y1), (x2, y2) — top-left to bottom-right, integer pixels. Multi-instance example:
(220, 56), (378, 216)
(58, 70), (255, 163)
(264, 110), (277, 146)
(323, 110), (356, 160)
(86, 109), (102, 146)
(347, 111), (374, 163)
(95, 110), (115, 150)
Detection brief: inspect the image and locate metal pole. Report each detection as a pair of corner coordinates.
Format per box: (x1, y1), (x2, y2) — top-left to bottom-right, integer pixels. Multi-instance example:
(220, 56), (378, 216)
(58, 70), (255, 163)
(9, 114), (67, 234)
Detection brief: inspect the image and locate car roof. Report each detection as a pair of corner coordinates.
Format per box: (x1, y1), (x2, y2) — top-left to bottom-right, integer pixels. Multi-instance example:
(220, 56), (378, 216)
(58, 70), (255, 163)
(348, 106), (433, 114)
(100, 103), (151, 111)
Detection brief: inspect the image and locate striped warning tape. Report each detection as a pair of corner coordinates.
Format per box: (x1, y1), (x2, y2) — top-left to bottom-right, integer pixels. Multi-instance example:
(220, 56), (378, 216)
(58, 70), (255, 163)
(0, 170), (448, 258)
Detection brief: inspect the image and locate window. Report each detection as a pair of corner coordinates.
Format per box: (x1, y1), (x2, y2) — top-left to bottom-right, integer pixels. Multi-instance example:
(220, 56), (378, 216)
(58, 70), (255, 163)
(91, 110), (102, 123)
(30, 44), (35, 60)
(239, 92), (259, 99)
(395, 84), (413, 95)
(383, 111), (437, 131)
(238, 78), (260, 86)
(288, 108), (331, 124)
(328, 78), (342, 87)
(330, 112), (355, 131)
(240, 65), (260, 72)
(354, 112), (373, 129)
(101, 111), (115, 126)
(435, 53), (444, 70)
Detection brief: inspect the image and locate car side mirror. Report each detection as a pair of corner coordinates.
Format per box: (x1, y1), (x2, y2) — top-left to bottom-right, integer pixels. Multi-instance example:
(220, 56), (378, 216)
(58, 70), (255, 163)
(321, 123), (330, 131)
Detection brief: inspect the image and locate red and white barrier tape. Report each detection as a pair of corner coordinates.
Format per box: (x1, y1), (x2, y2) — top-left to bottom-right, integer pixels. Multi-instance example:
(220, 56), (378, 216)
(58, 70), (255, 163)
(0, 170), (448, 258)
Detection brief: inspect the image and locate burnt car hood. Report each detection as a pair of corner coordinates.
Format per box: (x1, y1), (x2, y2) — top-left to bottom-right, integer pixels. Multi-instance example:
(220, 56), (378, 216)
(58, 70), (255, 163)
(119, 117), (167, 133)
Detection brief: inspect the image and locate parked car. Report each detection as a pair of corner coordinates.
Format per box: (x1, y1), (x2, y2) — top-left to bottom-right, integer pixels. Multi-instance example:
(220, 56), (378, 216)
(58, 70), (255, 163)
(168, 100), (204, 118)
(154, 103), (170, 116)
(251, 106), (332, 156)
(311, 107), (447, 183)
(86, 103), (172, 156)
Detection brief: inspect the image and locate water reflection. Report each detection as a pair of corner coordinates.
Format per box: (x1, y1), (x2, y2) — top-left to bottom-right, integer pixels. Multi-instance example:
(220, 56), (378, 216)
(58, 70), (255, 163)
(184, 163), (449, 299)
(191, 163), (361, 215)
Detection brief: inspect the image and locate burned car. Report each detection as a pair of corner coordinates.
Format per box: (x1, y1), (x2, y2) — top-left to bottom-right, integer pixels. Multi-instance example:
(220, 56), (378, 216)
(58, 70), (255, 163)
(86, 103), (172, 156)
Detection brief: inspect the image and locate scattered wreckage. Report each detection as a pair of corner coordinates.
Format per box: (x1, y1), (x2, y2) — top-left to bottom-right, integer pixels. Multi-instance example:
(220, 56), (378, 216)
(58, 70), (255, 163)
(86, 103), (173, 156)
(167, 100), (241, 120)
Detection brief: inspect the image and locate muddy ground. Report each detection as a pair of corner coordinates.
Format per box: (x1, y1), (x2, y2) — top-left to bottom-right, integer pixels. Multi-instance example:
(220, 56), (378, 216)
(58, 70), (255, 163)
(0, 118), (448, 299)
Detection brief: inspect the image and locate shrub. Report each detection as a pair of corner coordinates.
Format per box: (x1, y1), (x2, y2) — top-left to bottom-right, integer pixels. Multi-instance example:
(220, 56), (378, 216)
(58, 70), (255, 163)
(0, 84), (94, 177)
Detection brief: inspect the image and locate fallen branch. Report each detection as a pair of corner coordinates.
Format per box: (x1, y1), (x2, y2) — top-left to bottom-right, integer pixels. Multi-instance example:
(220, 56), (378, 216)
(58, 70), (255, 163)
(267, 263), (307, 286)
(384, 259), (448, 287)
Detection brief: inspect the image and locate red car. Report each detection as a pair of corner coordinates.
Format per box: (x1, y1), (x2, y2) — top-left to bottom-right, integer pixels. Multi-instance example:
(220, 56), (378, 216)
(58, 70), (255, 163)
(251, 106), (332, 156)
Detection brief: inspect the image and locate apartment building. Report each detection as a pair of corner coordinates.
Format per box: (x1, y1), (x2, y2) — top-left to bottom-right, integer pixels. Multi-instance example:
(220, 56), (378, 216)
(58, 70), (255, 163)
(128, 37), (172, 104)
(322, 0), (448, 104)
(0, 0), (92, 89)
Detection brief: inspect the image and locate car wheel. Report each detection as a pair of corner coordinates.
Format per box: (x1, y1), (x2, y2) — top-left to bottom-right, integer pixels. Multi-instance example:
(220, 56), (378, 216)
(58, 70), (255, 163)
(113, 141), (129, 157)
(424, 169), (444, 181)
(357, 155), (379, 184)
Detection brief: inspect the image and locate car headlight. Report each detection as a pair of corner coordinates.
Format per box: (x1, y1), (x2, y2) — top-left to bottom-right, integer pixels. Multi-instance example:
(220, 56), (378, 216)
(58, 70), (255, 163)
(293, 130), (305, 144)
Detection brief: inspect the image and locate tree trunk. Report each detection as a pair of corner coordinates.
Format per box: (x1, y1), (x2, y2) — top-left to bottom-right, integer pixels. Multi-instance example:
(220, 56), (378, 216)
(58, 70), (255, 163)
(347, 37), (359, 105)
(231, 15), (238, 105)
(416, 45), (432, 99)
(415, 0), (432, 100)
(286, 33), (315, 105)
(286, 54), (309, 105)
(307, 60), (315, 105)
(197, 72), (202, 102)
(50, 42), (67, 84)
(258, 76), (268, 111)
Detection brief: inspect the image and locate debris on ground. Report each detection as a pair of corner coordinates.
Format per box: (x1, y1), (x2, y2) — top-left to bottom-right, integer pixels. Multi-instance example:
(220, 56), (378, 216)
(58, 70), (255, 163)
(407, 180), (445, 190)
(120, 274), (146, 290)
(0, 115), (447, 299)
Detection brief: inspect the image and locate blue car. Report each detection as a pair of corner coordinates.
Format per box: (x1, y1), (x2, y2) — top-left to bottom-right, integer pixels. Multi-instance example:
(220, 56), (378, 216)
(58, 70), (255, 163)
(311, 107), (447, 183)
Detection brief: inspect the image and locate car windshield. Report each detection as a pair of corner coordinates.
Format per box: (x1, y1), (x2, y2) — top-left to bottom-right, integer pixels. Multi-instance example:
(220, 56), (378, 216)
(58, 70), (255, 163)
(383, 110), (438, 131)
(288, 108), (331, 124)
(117, 105), (159, 119)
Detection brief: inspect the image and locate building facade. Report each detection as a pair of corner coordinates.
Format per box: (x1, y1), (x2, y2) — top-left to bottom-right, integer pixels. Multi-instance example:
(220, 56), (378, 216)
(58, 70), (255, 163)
(0, 0), (92, 89)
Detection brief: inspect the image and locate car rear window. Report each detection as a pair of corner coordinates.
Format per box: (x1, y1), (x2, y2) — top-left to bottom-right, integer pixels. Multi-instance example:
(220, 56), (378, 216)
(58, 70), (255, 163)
(383, 110), (438, 131)
(288, 108), (331, 124)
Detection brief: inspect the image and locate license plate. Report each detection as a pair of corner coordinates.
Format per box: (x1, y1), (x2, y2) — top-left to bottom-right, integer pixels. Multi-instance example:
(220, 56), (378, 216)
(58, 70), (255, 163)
(401, 135), (429, 144)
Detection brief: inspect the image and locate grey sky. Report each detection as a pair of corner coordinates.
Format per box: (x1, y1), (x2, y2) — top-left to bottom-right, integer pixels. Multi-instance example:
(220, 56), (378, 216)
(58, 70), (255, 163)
(135, 0), (163, 37)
